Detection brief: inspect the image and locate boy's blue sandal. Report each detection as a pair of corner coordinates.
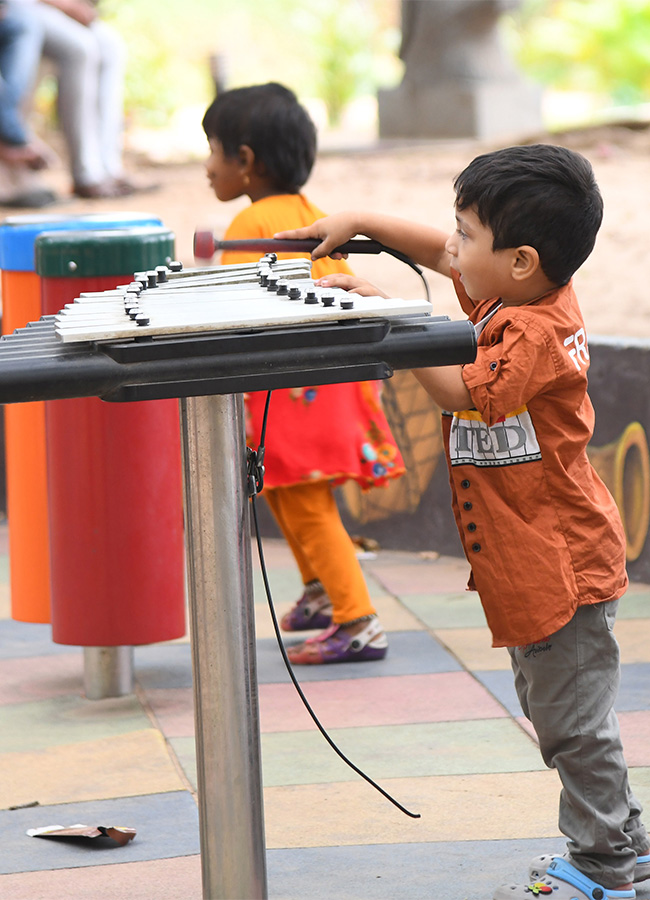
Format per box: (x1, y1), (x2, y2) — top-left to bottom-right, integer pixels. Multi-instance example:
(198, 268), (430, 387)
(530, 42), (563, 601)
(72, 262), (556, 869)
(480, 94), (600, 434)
(529, 852), (650, 885)
(493, 857), (636, 899)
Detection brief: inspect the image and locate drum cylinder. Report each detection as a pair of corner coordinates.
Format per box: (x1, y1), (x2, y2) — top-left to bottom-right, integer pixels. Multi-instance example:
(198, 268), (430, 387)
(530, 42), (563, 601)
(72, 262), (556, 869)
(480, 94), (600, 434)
(37, 227), (186, 646)
(0, 212), (163, 623)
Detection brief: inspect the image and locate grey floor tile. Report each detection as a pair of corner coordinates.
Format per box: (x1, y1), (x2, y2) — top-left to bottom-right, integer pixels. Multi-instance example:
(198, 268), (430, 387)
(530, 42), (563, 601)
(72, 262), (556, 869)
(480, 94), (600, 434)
(0, 792), (199, 875)
(473, 670), (523, 718)
(618, 663), (650, 711)
(134, 644), (193, 689)
(267, 838), (565, 900)
(473, 663), (650, 719)
(0, 620), (71, 660)
(257, 631), (463, 684)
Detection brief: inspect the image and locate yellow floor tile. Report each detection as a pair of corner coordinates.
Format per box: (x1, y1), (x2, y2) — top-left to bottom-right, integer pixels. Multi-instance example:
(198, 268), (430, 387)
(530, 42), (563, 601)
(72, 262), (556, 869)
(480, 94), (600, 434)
(0, 730), (186, 808)
(432, 627), (511, 671)
(0, 583), (10, 620)
(615, 618), (650, 663)
(264, 769), (562, 847)
(255, 603), (286, 640)
(369, 594), (426, 631)
(433, 617), (650, 670)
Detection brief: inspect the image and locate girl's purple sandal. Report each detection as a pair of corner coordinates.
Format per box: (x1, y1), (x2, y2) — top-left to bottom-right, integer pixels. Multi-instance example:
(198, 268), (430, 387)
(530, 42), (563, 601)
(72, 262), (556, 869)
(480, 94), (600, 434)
(280, 581), (333, 632)
(286, 617), (388, 665)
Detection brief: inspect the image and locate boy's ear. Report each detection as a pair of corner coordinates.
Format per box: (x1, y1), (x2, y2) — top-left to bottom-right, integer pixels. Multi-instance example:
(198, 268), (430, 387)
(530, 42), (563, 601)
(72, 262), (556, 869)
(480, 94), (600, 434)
(510, 245), (541, 281)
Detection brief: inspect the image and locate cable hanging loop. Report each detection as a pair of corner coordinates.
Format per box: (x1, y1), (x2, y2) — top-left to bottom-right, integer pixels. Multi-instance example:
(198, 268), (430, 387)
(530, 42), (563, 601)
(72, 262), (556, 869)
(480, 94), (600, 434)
(246, 445), (265, 496)
(248, 391), (421, 819)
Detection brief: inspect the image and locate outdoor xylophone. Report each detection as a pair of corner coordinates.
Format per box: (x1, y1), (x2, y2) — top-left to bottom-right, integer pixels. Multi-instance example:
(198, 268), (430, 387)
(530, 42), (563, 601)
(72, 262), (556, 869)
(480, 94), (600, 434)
(0, 252), (476, 404)
(0, 251), (477, 900)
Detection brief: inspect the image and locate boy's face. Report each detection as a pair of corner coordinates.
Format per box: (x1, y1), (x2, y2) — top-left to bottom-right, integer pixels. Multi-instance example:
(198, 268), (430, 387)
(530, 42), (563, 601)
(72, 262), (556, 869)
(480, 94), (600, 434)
(205, 138), (247, 202)
(445, 205), (514, 303)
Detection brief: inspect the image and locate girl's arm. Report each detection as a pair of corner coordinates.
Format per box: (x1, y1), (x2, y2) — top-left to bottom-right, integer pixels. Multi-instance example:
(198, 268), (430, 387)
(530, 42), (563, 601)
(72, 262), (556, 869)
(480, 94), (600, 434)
(274, 211), (452, 278)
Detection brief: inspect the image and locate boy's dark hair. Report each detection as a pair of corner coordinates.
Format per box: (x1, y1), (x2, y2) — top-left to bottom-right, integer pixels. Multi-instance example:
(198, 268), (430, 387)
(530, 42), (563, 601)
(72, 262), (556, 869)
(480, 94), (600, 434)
(453, 144), (603, 285)
(202, 82), (316, 194)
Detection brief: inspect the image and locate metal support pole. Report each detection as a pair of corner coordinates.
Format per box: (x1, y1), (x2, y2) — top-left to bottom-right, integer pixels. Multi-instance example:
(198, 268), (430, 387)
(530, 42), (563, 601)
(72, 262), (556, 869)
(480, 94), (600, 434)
(179, 394), (267, 900)
(83, 646), (134, 699)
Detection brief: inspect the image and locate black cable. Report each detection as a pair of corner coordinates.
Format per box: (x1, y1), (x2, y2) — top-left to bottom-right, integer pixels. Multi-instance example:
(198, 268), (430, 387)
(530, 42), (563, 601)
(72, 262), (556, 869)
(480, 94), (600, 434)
(375, 243), (431, 303)
(248, 390), (421, 819)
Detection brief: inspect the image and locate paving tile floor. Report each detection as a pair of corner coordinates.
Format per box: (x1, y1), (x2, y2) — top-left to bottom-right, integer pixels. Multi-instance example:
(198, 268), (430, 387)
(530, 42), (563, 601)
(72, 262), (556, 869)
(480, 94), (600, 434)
(1, 521), (650, 899)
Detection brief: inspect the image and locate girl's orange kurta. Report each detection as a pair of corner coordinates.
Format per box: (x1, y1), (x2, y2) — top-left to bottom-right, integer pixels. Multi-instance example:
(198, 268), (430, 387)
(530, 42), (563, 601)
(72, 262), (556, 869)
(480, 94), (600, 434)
(220, 193), (405, 490)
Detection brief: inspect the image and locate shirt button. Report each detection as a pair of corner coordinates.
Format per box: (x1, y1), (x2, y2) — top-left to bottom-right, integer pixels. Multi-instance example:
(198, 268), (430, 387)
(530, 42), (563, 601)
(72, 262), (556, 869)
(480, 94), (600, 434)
(467, 522), (477, 532)
(471, 542), (481, 552)
(461, 479), (470, 489)
(490, 361), (498, 371)
(463, 501), (472, 511)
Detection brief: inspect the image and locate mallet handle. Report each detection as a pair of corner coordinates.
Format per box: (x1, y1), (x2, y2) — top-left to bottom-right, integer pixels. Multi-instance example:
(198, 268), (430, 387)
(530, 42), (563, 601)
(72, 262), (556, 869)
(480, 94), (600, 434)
(193, 233), (383, 260)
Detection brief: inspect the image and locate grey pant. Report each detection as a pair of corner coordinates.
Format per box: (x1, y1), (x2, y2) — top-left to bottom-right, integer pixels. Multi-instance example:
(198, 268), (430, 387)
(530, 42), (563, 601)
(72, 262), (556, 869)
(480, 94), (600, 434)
(508, 600), (648, 889)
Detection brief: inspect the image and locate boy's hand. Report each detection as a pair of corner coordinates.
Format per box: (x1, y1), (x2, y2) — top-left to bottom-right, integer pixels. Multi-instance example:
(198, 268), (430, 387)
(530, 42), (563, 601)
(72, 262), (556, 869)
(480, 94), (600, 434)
(274, 212), (359, 260)
(315, 273), (388, 298)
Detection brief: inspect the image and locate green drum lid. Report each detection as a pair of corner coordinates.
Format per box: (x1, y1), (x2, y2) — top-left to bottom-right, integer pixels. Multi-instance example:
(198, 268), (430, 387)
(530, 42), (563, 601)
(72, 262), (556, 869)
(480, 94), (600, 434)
(35, 226), (176, 277)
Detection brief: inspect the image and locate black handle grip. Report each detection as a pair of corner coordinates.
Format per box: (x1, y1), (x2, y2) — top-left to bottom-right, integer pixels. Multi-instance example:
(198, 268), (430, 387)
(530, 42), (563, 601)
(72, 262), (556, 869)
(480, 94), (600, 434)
(193, 232), (383, 259)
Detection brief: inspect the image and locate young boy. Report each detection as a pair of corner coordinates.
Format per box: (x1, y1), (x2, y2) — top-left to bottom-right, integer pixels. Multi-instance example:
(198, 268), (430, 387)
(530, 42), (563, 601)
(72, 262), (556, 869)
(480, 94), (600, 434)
(275, 143), (650, 899)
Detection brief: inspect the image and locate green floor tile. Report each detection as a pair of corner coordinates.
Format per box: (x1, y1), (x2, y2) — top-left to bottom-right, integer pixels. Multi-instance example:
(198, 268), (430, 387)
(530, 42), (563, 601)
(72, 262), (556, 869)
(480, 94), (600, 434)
(260, 718), (544, 786)
(399, 593), (489, 629)
(253, 568), (303, 607)
(0, 694), (153, 753)
(618, 588), (650, 619)
(168, 736), (197, 789)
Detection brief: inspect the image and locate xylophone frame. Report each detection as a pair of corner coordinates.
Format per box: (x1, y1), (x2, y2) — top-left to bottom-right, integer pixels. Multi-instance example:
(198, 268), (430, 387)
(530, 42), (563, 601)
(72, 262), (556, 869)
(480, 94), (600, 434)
(181, 393), (267, 897)
(0, 256), (477, 900)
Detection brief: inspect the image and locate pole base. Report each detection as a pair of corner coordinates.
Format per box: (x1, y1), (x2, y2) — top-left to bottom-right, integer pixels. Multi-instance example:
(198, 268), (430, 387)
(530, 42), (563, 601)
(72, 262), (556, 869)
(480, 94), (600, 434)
(83, 646), (134, 699)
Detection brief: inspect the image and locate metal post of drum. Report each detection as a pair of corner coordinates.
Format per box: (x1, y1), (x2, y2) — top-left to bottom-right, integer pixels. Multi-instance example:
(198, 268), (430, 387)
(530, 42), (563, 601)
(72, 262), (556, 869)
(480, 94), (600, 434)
(179, 392), (267, 900)
(83, 646), (134, 699)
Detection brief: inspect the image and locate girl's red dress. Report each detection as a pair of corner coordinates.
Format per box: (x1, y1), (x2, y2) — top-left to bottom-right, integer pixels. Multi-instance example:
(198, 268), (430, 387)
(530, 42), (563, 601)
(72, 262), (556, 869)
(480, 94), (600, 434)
(220, 193), (405, 490)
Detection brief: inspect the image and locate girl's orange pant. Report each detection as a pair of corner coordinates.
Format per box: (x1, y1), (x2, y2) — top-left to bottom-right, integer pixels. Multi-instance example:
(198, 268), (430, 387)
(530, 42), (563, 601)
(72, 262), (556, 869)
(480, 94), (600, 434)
(264, 480), (376, 624)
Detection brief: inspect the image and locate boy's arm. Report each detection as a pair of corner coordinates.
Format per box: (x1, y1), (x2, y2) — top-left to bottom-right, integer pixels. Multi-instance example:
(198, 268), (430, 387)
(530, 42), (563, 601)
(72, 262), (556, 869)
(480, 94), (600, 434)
(274, 211), (452, 278)
(412, 365), (472, 411)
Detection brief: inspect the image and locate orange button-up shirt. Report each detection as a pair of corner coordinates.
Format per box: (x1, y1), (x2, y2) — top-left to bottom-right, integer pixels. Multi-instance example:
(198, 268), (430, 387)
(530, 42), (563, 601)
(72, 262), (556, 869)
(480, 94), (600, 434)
(444, 273), (628, 647)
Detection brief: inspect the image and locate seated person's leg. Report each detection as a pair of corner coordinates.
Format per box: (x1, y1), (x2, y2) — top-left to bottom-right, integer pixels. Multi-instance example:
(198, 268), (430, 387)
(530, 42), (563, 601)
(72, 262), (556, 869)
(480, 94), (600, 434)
(36, 3), (106, 191)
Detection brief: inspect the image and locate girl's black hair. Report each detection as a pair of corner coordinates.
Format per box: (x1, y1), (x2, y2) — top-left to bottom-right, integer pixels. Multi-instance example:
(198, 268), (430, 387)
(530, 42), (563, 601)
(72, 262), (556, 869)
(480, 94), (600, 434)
(454, 144), (604, 285)
(202, 82), (316, 193)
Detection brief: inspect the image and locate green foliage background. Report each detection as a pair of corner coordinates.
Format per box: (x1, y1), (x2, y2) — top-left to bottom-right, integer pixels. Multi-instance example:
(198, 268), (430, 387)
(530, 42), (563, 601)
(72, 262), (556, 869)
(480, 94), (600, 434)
(506, 0), (650, 106)
(42, 0), (648, 133)
(100, 0), (402, 129)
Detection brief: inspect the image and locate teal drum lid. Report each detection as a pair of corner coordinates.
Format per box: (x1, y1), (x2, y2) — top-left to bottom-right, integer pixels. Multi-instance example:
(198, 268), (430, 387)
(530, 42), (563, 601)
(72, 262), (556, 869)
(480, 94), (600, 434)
(35, 226), (176, 278)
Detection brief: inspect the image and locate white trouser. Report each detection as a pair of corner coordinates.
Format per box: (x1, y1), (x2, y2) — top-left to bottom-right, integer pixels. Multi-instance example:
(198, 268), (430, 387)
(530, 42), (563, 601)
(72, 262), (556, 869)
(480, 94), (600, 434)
(27, 3), (125, 186)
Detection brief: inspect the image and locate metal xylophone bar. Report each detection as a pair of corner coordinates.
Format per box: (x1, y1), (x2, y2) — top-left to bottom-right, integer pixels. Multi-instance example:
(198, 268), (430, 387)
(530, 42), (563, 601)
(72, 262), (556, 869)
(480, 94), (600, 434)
(69, 257), (314, 304)
(54, 276), (424, 346)
(0, 257), (476, 900)
(191, 234), (431, 299)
